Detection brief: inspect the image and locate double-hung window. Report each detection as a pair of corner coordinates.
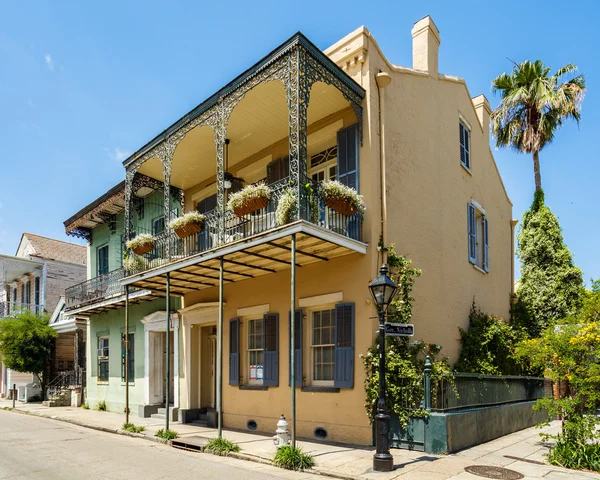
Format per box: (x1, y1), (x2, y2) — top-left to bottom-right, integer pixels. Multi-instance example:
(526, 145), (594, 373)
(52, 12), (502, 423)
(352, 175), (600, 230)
(468, 202), (489, 272)
(311, 309), (336, 385)
(98, 337), (109, 382)
(459, 121), (471, 170)
(247, 319), (264, 384)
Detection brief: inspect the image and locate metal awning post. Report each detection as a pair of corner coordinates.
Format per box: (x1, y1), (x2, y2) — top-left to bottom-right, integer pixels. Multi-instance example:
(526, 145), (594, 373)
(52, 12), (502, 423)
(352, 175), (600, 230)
(165, 272), (171, 432)
(125, 286), (130, 424)
(217, 256), (224, 438)
(290, 233), (297, 448)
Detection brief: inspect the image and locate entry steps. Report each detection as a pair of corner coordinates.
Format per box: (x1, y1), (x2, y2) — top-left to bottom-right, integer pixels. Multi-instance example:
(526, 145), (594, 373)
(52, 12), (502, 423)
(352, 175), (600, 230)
(150, 406), (178, 421)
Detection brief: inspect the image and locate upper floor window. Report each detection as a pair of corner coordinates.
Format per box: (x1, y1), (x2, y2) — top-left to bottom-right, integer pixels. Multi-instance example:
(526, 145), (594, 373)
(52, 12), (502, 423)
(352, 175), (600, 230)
(468, 202), (489, 272)
(460, 121), (471, 170)
(97, 244), (109, 276)
(310, 146), (337, 183)
(152, 216), (165, 235)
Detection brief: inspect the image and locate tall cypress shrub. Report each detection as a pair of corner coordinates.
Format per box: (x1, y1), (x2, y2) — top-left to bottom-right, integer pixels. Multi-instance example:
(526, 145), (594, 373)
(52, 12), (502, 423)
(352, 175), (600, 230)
(517, 190), (583, 336)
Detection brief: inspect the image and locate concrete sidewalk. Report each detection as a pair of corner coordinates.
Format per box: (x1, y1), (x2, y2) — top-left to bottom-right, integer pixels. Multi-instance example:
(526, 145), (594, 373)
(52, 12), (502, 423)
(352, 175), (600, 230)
(1, 398), (599, 480)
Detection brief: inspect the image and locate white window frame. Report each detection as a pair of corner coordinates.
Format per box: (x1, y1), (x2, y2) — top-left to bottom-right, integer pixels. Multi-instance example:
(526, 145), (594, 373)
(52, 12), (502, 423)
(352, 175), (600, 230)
(470, 201), (488, 273)
(308, 304), (336, 387)
(97, 336), (109, 383)
(246, 316), (264, 386)
(459, 119), (471, 171)
(309, 145), (337, 184)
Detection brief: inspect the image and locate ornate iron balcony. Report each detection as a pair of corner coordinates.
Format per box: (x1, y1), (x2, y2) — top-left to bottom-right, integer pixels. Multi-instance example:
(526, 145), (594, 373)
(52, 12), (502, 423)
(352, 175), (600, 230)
(65, 268), (131, 310)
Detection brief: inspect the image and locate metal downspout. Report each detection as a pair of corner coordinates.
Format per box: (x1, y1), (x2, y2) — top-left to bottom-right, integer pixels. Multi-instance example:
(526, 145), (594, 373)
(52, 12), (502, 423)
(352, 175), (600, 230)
(376, 72), (392, 262)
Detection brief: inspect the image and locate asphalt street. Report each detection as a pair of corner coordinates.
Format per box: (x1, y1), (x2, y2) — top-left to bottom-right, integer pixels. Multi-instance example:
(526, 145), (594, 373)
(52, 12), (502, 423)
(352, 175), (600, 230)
(0, 411), (315, 479)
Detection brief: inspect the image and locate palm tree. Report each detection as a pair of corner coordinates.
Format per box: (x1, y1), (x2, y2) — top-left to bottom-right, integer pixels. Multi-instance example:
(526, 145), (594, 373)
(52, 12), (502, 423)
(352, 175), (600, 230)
(491, 60), (585, 191)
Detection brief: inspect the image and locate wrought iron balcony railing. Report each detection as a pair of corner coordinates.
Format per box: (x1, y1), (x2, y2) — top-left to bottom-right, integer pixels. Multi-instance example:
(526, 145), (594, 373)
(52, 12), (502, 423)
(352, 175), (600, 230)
(65, 268), (130, 310)
(0, 302), (44, 317)
(125, 177), (363, 275)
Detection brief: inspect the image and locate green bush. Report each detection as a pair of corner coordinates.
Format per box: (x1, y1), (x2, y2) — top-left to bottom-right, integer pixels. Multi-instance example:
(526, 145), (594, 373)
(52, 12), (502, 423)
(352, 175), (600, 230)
(273, 445), (314, 471)
(96, 400), (107, 411)
(454, 302), (532, 375)
(81, 403), (90, 410)
(155, 429), (179, 441)
(122, 423), (145, 434)
(204, 437), (241, 456)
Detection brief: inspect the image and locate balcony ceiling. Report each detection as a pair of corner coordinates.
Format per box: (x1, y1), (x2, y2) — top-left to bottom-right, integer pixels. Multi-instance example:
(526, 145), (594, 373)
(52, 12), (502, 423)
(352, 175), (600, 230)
(121, 221), (366, 296)
(136, 80), (353, 190)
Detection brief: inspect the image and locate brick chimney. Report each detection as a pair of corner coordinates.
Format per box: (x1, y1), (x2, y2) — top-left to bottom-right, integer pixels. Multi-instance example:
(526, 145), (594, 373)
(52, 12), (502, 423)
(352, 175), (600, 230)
(472, 94), (492, 137)
(411, 16), (440, 76)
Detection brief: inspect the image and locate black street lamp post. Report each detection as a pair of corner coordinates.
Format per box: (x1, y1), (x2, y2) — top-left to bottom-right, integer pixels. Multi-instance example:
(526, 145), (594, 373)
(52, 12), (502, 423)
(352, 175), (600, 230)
(368, 264), (399, 472)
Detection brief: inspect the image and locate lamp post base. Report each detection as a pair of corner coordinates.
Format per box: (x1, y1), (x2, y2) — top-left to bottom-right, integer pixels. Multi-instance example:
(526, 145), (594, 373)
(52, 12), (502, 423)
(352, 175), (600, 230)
(373, 453), (394, 472)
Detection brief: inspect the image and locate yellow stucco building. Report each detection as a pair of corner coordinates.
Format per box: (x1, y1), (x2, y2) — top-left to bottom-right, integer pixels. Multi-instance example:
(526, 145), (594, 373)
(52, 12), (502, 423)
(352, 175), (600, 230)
(67, 16), (513, 446)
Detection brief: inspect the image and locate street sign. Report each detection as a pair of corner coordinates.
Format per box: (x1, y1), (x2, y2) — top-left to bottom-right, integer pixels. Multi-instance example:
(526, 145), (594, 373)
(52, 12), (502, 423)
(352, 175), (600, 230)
(384, 323), (414, 337)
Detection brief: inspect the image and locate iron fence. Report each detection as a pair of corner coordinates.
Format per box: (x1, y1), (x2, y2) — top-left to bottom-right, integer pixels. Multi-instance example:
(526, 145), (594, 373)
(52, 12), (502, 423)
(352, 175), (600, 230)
(431, 373), (547, 412)
(124, 176), (364, 275)
(65, 268), (133, 310)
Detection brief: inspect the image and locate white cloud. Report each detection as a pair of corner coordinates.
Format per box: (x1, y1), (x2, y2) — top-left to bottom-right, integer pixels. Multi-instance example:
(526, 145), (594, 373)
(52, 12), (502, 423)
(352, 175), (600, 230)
(44, 54), (56, 71)
(105, 147), (131, 163)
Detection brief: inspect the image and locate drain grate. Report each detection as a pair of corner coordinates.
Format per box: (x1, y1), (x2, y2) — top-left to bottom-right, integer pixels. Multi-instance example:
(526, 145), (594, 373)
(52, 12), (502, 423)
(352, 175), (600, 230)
(465, 465), (524, 479)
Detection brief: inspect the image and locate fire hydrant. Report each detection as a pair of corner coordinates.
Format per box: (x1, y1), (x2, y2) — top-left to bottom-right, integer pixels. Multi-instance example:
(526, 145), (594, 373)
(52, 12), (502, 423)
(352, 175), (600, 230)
(272, 414), (290, 448)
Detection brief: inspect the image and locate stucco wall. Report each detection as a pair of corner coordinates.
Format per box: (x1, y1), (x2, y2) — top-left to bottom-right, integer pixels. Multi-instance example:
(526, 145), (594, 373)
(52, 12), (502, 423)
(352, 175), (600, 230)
(86, 298), (169, 414)
(181, 253), (377, 445)
(360, 43), (513, 362)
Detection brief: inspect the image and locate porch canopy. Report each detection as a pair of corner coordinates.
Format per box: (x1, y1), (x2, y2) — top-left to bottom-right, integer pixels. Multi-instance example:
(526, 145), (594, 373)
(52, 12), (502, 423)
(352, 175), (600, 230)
(121, 220), (366, 295)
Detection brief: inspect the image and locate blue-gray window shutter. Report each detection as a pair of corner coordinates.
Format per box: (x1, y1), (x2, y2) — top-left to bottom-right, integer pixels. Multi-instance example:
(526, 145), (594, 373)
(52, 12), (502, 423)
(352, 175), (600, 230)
(483, 216), (489, 272)
(288, 310), (303, 386)
(263, 313), (279, 387)
(334, 303), (355, 388)
(468, 204), (476, 264)
(337, 124), (359, 191)
(229, 318), (240, 386)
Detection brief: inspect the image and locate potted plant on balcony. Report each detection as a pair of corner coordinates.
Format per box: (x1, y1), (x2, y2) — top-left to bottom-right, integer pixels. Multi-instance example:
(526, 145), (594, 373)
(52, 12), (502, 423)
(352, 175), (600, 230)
(126, 233), (154, 256)
(169, 211), (206, 239)
(227, 182), (271, 217)
(321, 180), (365, 217)
(123, 253), (145, 274)
(276, 189), (296, 226)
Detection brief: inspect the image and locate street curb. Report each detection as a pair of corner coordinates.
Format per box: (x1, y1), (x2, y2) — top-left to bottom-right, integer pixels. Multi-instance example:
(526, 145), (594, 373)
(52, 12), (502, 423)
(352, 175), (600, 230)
(8, 407), (165, 445)
(5, 408), (360, 480)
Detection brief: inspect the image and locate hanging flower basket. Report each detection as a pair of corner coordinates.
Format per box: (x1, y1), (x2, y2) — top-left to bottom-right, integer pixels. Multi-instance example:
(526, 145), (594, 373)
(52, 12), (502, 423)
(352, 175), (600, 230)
(169, 211), (206, 239)
(321, 180), (365, 217)
(126, 234), (154, 256)
(227, 183), (271, 217)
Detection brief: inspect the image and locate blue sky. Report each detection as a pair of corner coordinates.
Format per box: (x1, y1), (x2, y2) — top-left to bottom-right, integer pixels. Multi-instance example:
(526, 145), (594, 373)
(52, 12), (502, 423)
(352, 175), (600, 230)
(0, 1), (597, 283)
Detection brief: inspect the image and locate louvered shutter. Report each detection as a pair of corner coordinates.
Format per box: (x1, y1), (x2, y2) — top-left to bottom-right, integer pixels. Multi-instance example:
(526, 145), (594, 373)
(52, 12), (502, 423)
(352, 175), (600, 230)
(288, 310), (303, 386)
(267, 157), (290, 184)
(468, 204), (476, 264)
(337, 124), (359, 191)
(263, 313), (279, 387)
(229, 318), (240, 386)
(334, 303), (355, 388)
(483, 216), (489, 272)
